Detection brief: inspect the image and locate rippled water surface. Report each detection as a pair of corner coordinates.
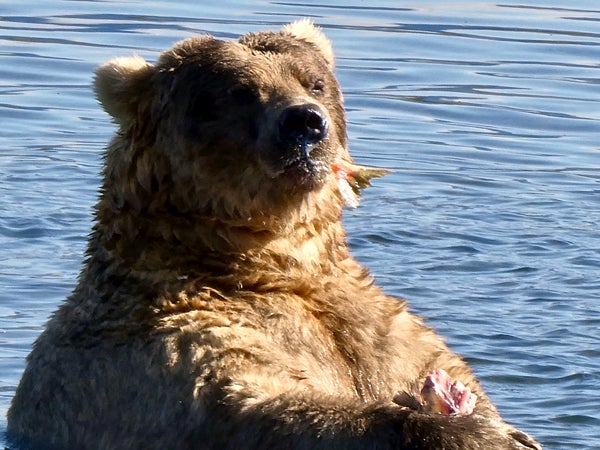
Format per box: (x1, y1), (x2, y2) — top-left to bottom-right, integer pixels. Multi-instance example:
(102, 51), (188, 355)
(1, 1), (599, 448)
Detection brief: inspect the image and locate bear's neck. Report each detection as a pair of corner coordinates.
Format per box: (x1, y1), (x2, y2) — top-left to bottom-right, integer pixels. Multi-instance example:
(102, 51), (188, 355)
(88, 205), (352, 290)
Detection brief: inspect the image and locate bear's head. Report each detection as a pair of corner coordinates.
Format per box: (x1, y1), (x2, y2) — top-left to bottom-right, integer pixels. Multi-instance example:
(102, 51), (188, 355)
(94, 21), (357, 252)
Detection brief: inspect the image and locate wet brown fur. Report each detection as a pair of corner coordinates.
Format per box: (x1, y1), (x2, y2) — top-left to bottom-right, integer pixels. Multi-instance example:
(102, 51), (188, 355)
(8, 20), (540, 449)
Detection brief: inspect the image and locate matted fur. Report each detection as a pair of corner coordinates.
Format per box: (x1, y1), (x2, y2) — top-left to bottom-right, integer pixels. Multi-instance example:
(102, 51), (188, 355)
(7, 21), (541, 450)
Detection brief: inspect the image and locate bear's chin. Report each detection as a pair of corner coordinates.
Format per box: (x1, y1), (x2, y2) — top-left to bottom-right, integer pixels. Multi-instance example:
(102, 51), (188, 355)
(280, 156), (328, 191)
(262, 141), (331, 193)
(283, 160), (316, 180)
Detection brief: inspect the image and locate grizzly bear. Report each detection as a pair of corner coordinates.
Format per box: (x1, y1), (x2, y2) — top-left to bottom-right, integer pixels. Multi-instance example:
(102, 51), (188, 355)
(7, 20), (541, 449)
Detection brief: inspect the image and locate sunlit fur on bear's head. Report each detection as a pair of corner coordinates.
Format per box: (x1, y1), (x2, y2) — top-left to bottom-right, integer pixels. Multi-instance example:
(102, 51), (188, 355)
(94, 20), (352, 239)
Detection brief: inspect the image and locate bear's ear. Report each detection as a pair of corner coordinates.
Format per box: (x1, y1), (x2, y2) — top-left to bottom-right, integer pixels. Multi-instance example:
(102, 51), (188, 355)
(283, 19), (335, 69)
(94, 56), (154, 126)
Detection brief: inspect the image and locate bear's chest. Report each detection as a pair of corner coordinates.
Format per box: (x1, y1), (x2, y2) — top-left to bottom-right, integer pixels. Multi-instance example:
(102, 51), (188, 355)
(157, 289), (401, 402)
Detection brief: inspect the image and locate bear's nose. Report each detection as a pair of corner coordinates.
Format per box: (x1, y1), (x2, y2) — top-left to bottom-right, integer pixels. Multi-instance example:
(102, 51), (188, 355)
(278, 104), (328, 145)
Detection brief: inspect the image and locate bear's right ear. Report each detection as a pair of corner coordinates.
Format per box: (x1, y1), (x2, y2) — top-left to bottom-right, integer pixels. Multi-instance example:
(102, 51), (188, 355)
(94, 56), (154, 126)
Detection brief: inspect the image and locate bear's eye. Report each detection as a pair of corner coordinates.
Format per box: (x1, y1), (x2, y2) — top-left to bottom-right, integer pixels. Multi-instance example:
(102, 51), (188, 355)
(310, 79), (326, 96)
(229, 86), (257, 106)
(186, 92), (218, 122)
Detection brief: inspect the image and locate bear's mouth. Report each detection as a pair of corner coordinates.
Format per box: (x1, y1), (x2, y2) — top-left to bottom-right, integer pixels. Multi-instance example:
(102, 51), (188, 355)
(278, 141), (329, 188)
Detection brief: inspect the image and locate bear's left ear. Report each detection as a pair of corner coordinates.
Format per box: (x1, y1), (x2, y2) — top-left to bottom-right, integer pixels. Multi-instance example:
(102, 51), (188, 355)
(283, 19), (335, 69)
(94, 56), (154, 126)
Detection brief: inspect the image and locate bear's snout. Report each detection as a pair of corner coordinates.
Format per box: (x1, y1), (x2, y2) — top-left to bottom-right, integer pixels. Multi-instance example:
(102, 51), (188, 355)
(278, 104), (328, 146)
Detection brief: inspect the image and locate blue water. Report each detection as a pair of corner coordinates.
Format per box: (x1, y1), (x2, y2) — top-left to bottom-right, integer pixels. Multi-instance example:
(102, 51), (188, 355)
(1, 1), (599, 448)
